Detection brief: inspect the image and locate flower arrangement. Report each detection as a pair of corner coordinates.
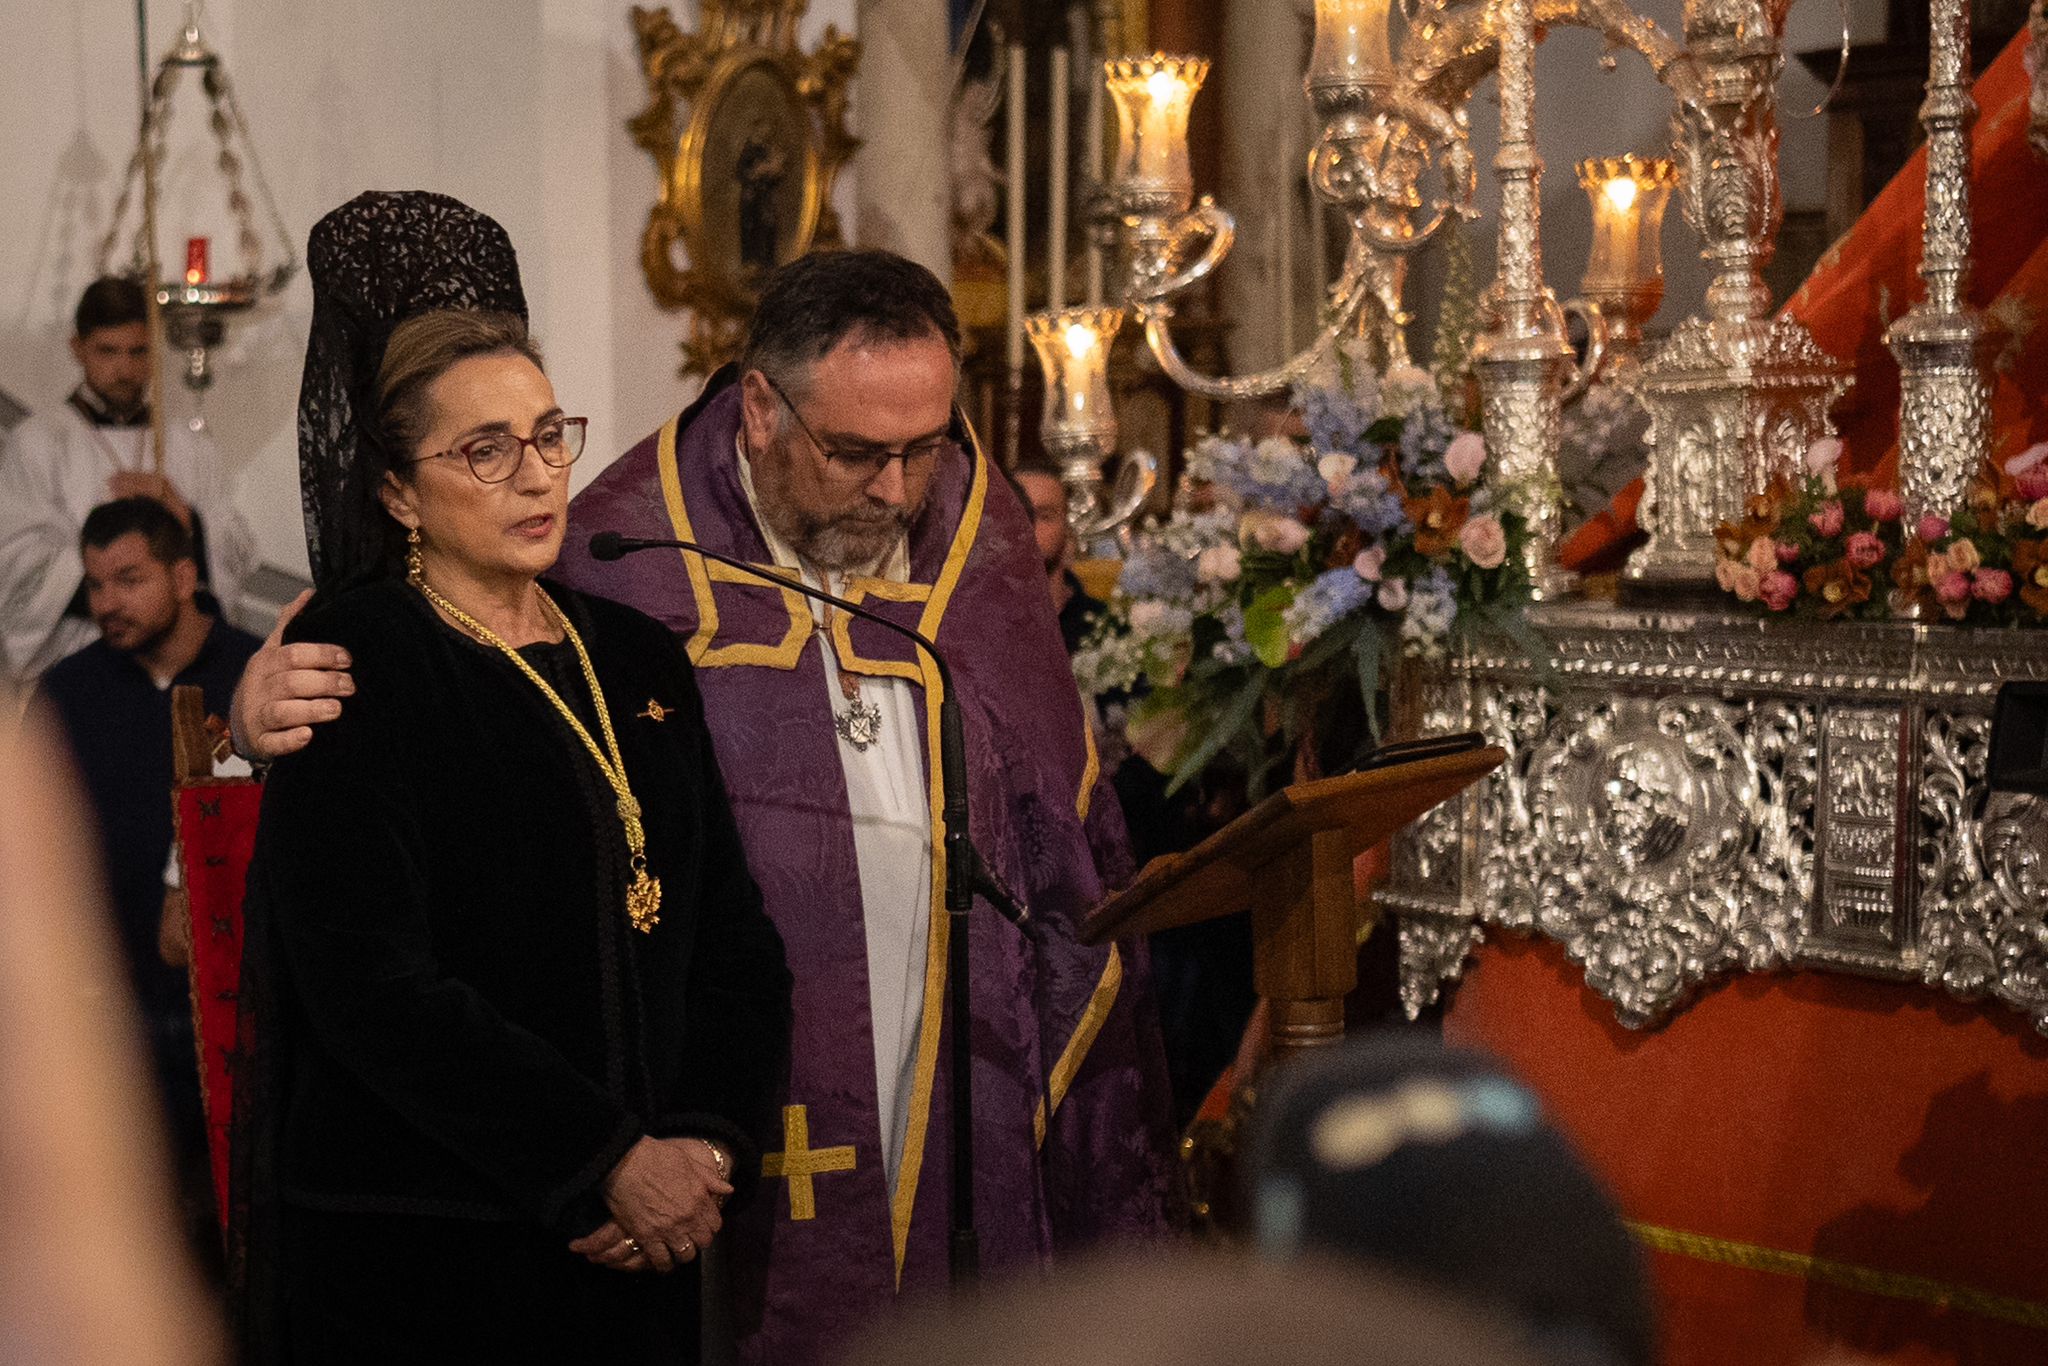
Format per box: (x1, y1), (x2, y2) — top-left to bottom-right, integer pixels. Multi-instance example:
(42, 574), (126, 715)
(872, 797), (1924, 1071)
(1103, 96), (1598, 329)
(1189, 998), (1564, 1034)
(1071, 354), (1533, 794)
(1712, 439), (2048, 625)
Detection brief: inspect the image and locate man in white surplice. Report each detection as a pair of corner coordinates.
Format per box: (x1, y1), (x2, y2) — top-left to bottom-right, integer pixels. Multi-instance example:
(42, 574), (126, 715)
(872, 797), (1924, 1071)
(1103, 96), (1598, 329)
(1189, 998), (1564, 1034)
(0, 277), (253, 687)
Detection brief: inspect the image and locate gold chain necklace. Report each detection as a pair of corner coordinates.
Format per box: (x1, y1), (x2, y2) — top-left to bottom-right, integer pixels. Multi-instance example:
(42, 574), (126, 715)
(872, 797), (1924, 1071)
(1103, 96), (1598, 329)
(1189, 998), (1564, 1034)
(411, 573), (662, 932)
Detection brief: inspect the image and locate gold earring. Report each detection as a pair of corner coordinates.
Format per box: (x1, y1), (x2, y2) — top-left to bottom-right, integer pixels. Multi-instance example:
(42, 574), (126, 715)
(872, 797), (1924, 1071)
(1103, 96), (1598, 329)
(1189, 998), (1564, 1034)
(406, 526), (424, 585)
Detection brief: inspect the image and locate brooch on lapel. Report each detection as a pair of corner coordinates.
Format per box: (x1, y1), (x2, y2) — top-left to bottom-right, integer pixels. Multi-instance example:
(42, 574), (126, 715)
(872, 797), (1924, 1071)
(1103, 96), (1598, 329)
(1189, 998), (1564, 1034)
(637, 699), (673, 723)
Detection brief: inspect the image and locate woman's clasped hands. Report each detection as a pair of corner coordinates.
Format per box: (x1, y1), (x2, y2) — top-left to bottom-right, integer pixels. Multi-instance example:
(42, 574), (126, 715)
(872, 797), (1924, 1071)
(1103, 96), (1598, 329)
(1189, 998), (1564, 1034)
(570, 1136), (733, 1273)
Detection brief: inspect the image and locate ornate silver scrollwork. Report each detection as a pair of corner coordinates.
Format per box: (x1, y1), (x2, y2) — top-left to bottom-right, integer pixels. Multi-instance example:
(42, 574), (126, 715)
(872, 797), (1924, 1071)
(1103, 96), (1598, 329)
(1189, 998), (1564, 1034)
(1387, 603), (2048, 1033)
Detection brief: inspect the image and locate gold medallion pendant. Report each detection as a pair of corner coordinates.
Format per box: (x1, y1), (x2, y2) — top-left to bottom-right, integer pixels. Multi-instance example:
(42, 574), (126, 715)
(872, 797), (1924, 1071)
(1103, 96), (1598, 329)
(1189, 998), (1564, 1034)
(627, 863), (664, 933)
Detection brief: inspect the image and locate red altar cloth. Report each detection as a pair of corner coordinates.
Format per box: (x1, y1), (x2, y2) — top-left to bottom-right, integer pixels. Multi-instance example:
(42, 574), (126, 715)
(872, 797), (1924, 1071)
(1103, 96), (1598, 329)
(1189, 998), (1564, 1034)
(1443, 936), (2048, 1366)
(1560, 28), (2047, 576)
(175, 780), (263, 1230)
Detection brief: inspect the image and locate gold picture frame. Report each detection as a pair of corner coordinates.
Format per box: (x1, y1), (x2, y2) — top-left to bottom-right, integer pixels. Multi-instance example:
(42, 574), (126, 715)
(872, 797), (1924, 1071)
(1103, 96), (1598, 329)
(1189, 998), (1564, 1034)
(630, 2), (858, 378)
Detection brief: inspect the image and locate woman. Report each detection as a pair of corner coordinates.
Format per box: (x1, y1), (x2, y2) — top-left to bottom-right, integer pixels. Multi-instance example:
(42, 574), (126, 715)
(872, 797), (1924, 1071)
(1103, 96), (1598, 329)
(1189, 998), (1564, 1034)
(239, 192), (790, 1363)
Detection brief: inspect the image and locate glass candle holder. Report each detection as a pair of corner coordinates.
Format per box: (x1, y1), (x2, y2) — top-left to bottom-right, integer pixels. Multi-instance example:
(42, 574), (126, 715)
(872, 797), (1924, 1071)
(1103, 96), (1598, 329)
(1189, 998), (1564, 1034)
(1576, 154), (1679, 346)
(1307, 0), (1393, 98)
(1105, 55), (1209, 207)
(1028, 306), (1124, 452)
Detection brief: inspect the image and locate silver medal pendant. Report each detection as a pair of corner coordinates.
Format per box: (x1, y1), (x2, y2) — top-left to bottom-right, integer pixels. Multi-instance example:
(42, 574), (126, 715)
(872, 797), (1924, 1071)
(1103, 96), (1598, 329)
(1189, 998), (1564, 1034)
(834, 695), (884, 751)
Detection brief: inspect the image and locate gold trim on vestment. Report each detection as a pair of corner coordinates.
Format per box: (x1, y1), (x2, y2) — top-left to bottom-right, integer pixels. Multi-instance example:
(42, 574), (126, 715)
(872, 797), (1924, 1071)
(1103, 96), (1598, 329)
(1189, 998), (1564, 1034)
(830, 577), (934, 683)
(889, 443), (990, 1286)
(1032, 946), (1123, 1149)
(1627, 1221), (2048, 1331)
(1076, 723), (1101, 823)
(656, 415), (817, 669)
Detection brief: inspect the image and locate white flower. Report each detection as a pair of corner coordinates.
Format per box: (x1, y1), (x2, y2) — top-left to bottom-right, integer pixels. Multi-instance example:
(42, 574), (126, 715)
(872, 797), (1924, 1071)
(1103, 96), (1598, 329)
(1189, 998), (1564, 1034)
(1382, 364), (1436, 417)
(1804, 436), (1844, 482)
(1318, 452), (1359, 496)
(1242, 511), (1311, 555)
(1376, 577), (1409, 612)
(1443, 431), (1488, 485)
(1195, 544), (1242, 583)
(1128, 600), (1169, 635)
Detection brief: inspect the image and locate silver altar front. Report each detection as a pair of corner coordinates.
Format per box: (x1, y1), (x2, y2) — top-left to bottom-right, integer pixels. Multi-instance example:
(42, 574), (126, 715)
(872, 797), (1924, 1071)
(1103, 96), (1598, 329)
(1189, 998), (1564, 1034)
(1386, 602), (2048, 1033)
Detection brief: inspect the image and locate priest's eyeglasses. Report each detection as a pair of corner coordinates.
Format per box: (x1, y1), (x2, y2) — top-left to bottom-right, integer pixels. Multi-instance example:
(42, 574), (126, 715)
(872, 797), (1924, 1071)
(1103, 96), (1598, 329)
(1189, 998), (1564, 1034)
(762, 373), (949, 482)
(414, 416), (588, 484)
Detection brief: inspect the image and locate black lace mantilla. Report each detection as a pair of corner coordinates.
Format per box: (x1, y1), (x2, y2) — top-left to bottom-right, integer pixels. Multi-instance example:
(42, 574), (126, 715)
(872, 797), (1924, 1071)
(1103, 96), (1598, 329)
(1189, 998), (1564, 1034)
(298, 191), (527, 588)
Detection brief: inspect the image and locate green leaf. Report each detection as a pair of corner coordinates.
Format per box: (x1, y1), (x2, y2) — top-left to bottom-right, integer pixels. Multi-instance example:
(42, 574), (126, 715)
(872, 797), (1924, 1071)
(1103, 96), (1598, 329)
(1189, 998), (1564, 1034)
(1243, 584), (1297, 669)
(1166, 669), (1266, 796)
(1353, 624), (1384, 743)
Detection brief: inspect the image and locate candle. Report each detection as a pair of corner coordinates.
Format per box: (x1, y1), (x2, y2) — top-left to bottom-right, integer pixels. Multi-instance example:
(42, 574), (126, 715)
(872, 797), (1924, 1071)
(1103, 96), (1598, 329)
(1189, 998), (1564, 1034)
(1576, 154), (1679, 348)
(1307, 0), (1393, 96)
(1084, 46), (1106, 306)
(185, 236), (209, 287)
(1028, 306), (1125, 446)
(1105, 55), (1209, 206)
(1049, 47), (1071, 311)
(1006, 43), (1028, 374)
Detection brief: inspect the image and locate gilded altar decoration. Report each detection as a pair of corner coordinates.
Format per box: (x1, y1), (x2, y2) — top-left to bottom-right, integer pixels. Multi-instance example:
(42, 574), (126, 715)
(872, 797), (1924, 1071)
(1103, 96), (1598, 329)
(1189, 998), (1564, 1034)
(629, 2), (858, 378)
(1070, 355), (1530, 795)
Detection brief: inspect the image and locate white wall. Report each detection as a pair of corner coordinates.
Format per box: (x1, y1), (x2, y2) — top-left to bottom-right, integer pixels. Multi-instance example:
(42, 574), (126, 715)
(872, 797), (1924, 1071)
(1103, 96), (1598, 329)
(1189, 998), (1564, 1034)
(0, 0), (855, 579)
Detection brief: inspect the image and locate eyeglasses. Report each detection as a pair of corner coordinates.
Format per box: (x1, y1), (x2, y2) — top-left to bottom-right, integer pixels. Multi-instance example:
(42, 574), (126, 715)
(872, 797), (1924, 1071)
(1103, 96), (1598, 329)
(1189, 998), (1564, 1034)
(413, 416), (588, 484)
(761, 373), (950, 482)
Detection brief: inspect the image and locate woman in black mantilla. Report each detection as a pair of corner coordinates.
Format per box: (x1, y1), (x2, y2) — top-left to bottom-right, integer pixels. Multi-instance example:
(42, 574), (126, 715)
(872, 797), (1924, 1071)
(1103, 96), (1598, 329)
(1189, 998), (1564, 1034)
(235, 192), (790, 1363)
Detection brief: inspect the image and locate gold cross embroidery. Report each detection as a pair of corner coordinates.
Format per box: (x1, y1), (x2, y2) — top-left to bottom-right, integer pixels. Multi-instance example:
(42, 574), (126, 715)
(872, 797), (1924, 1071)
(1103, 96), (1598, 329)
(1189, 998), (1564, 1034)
(760, 1104), (856, 1221)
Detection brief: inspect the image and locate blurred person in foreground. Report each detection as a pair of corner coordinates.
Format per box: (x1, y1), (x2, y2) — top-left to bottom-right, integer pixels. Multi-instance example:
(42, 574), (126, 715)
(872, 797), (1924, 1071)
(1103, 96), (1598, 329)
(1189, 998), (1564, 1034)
(0, 711), (221, 1365)
(1242, 1032), (1657, 1366)
(30, 495), (260, 1264)
(234, 192), (790, 1364)
(0, 276), (254, 687)
(837, 1250), (1548, 1366)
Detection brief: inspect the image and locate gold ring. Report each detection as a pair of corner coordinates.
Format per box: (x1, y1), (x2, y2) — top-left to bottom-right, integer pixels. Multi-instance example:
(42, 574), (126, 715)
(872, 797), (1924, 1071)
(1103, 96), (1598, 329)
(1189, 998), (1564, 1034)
(625, 1237), (641, 1254)
(679, 1236), (695, 1257)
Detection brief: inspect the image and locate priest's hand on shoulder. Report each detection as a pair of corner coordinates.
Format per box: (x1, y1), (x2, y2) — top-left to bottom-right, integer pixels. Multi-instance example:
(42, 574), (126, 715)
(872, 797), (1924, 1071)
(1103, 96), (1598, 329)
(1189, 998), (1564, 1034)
(589, 1135), (734, 1273)
(230, 591), (354, 762)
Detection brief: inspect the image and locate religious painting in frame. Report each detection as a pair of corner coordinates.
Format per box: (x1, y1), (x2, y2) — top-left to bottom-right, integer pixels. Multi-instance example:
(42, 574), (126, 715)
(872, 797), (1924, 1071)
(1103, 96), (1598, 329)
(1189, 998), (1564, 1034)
(630, 2), (859, 378)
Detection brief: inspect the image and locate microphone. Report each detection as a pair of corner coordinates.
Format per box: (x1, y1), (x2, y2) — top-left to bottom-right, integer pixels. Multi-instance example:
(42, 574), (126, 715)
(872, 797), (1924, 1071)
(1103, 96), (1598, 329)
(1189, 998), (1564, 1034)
(585, 530), (1028, 929)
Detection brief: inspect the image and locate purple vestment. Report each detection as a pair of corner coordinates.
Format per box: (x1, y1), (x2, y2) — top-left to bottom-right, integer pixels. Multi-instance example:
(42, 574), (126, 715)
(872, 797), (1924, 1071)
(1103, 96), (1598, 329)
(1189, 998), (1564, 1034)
(556, 378), (1179, 1362)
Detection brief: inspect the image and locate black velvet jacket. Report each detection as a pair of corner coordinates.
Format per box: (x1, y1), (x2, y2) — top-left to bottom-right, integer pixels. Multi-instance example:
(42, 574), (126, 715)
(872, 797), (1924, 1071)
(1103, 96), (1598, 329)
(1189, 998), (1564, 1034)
(251, 579), (790, 1238)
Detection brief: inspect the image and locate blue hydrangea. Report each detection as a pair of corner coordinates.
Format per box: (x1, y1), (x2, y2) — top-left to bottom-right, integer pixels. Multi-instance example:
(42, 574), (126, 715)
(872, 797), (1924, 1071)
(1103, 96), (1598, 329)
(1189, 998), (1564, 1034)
(1284, 566), (1375, 645)
(1398, 403), (1454, 480)
(1192, 435), (1327, 513)
(1211, 601), (1254, 665)
(1400, 565), (1460, 652)
(1327, 464), (1411, 539)
(1116, 544), (1200, 604)
(1299, 382), (1380, 458)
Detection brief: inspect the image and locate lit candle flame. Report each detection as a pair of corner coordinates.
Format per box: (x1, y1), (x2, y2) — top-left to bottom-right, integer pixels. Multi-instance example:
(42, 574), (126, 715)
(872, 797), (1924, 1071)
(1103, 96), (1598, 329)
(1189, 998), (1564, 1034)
(1064, 322), (1098, 360)
(1603, 177), (1639, 213)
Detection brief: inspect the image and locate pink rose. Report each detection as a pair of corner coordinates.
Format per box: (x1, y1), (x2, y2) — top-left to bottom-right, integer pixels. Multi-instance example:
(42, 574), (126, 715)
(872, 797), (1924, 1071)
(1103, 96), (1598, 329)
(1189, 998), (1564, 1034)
(1925, 549), (1953, 582)
(1776, 541), (1802, 564)
(2029, 498), (2048, 531)
(1244, 512), (1311, 555)
(1864, 489), (1905, 522)
(2019, 470), (2048, 503)
(1727, 563), (1762, 602)
(1196, 544), (1242, 583)
(1376, 578), (1409, 612)
(2005, 441), (2048, 476)
(1935, 571), (1972, 606)
(1948, 539), (1981, 573)
(1808, 501), (1846, 538)
(1917, 514), (1950, 543)
(1318, 453), (1358, 496)
(1804, 436), (1844, 481)
(1715, 558), (1740, 593)
(1760, 570), (1798, 611)
(1844, 531), (1885, 570)
(1460, 514), (1508, 569)
(1353, 545), (1386, 581)
(1443, 432), (1489, 486)
(1972, 568), (2014, 604)
(1745, 536), (1778, 576)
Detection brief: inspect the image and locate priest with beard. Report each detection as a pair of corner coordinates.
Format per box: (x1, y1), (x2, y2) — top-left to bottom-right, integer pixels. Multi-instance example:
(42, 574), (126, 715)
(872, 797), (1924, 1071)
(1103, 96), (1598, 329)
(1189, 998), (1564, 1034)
(234, 249), (1180, 1361)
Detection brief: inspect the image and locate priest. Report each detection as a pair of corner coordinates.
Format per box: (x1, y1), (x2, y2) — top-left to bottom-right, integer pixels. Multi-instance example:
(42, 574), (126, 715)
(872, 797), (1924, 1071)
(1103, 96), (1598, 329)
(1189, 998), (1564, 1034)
(0, 277), (254, 687)
(551, 250), (1179, 1357)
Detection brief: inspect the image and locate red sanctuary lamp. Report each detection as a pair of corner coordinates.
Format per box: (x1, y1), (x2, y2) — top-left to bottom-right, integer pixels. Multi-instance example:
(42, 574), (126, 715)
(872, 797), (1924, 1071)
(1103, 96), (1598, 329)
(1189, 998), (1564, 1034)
(185, 237), (209, 286)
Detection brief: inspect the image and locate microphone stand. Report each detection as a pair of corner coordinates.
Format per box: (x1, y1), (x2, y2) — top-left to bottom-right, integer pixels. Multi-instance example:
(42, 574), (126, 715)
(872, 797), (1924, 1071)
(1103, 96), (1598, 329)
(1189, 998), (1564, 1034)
(587, 530), (1027, 1287)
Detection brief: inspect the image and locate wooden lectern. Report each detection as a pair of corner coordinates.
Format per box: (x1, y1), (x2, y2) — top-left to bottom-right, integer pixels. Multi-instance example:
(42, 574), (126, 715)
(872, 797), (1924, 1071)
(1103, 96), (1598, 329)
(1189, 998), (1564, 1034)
(1083, 745), (1505, 1054)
